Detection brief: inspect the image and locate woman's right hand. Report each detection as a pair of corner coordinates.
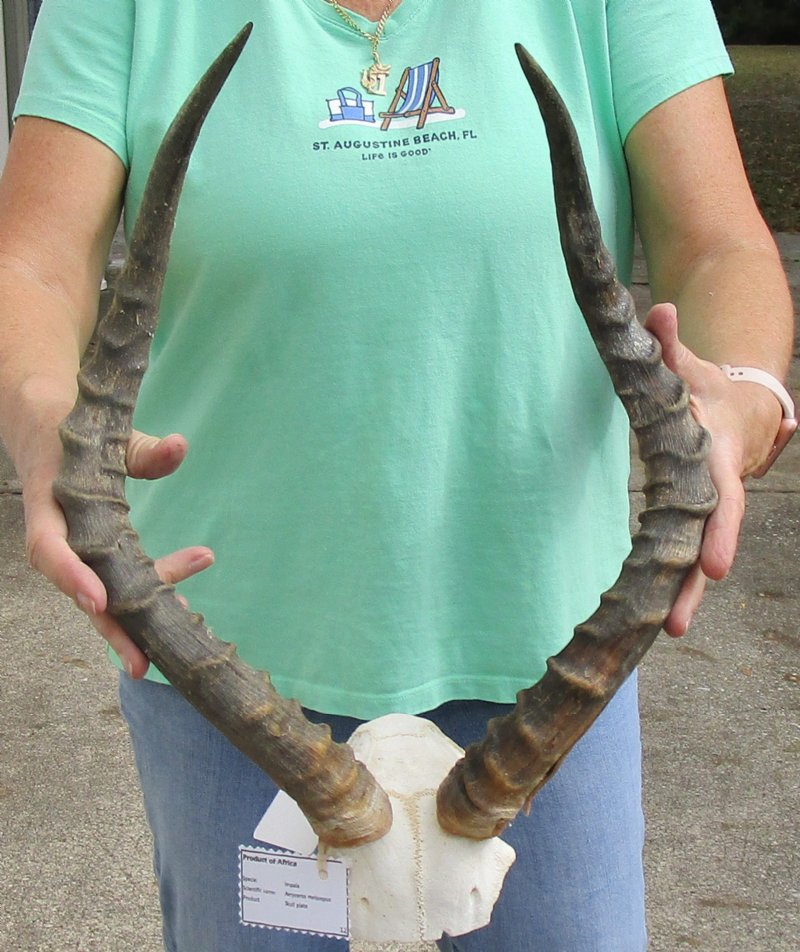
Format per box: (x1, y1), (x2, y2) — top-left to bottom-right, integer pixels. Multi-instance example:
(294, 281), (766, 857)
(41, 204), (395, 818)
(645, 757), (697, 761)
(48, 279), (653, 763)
(23, 428), (214, 678)
(0, 119), (200, 677)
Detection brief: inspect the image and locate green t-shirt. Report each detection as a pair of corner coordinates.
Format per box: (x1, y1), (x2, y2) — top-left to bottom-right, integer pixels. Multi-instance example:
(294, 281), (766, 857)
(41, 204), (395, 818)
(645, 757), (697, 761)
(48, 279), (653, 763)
(17, 0), (730, 718)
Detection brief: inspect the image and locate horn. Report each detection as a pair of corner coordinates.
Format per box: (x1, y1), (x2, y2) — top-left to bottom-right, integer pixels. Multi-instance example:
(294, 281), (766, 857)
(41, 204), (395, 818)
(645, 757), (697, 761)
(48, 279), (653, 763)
(53, 24), (391, 849)
(436, 46), (718, 839)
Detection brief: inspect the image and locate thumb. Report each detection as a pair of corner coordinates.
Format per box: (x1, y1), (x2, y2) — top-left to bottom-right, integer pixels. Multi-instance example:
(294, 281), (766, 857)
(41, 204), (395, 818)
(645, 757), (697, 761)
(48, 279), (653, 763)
(126, 431), (188, 480)
(643, 302), (695, 381)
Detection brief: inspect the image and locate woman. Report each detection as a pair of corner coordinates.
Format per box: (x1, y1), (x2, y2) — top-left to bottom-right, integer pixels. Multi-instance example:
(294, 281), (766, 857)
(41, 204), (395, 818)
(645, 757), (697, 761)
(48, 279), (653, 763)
(0, 1), (793, 949)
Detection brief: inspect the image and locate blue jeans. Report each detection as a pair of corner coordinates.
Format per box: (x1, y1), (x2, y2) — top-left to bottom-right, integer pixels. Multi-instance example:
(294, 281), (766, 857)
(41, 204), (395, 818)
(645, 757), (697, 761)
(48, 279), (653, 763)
(119, 673), (646, 951)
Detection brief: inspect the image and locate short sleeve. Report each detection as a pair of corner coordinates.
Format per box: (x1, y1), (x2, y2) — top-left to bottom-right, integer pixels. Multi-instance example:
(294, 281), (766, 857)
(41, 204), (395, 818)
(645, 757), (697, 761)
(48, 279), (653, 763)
(13, 0), (134, 166)
(607, 0), (733, 143)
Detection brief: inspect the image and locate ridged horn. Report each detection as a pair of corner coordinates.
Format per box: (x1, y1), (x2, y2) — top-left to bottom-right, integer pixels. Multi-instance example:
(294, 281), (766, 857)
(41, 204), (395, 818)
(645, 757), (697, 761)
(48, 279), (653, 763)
(53, 24), (392, 849)
(436, 46), (718, 839)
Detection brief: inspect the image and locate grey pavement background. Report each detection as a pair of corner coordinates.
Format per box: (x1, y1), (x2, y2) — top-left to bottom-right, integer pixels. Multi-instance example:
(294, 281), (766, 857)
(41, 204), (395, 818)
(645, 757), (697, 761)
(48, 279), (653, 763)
(1, 236), (798, 951)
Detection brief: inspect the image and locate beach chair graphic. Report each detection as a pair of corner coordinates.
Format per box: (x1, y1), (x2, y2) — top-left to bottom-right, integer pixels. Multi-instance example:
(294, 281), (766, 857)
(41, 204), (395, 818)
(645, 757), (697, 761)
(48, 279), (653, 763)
(380, 58), (456, 130)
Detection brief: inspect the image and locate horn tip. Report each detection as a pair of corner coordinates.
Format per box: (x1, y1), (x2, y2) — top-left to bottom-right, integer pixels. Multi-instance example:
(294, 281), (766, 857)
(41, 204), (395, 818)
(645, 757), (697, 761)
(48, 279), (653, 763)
(514, 43), (549, 94)
(229, 22), (254, 58)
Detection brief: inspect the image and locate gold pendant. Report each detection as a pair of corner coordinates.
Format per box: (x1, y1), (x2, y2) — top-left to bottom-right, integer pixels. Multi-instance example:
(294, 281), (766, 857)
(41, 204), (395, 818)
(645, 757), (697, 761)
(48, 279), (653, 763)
(361, 62), (391, 96)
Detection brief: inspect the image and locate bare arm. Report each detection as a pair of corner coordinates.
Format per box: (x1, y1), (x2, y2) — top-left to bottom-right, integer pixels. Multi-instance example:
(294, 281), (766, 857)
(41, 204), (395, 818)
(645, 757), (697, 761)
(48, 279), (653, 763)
(625, 77), (794, 633)
(0, 117), (124, 462)
(0, 118), (210, 673)
(628, 78), (792, 373)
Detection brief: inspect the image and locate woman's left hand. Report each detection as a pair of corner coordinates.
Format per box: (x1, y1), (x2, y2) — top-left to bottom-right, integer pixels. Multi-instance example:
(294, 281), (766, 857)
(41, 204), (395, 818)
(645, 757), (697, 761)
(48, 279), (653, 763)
(643, 302), (784, 637)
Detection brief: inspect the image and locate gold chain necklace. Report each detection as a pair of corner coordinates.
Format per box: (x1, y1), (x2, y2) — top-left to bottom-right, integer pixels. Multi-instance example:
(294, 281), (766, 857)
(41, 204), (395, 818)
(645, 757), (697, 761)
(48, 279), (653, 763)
(324, 0), (397, 95)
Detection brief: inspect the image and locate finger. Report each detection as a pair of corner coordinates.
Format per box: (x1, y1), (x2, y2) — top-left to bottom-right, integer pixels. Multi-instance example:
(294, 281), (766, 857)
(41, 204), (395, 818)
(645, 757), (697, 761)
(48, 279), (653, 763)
(94, 547), (214, 675)
(664, 562), (707, 637)
(700, 455), (746, 581)
(26, 515), (149, 675)
(24, 477), (153, 675)
(27, 527), (107, 611)
(24, 486), (108, 614)
(26, 515), (148, 675)
(126, 431), (188, 480)
(154, 546), (215, 585)
(88, 609), (150, 678)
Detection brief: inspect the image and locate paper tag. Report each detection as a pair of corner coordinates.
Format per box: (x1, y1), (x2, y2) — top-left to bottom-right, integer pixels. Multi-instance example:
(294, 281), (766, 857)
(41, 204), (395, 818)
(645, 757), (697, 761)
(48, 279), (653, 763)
(239, 846), (349, 940)
(253, 790), (319, 855)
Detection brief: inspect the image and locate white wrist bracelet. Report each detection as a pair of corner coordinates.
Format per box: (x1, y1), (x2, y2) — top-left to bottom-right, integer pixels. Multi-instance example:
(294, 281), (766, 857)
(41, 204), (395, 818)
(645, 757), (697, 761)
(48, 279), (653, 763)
(720, 365), (795, 418)
(720, 364), (798, 476)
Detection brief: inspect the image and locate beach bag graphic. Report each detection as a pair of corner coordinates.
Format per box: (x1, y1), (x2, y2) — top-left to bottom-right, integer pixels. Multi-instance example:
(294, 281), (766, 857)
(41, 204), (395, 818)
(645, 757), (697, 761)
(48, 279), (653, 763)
(327, 87), (375, 123)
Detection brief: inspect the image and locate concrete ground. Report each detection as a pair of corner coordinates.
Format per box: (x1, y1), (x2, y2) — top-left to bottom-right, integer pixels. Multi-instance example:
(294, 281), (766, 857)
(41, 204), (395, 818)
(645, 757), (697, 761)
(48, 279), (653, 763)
(1, 236), (798, 951)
